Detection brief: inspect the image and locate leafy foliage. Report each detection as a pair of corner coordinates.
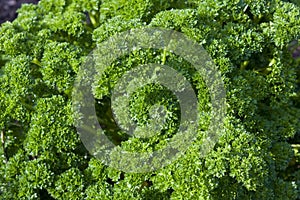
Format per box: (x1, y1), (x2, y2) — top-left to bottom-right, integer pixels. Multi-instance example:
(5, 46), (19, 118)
(0, 0), (300, 199)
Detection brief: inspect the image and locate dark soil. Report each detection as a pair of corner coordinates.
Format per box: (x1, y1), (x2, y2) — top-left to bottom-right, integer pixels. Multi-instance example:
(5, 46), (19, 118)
(0, 0), (39, 24)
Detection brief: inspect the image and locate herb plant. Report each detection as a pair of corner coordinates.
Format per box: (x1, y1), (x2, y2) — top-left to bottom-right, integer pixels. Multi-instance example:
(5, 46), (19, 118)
(0, 0), (300, 199)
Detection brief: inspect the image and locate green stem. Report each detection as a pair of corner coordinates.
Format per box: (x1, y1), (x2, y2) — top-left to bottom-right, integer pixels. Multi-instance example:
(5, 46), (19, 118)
(1, 130), (8, 163)
(89, 11), (100, 28)
(291, 144), (300, 149)
(240, 60), (249, 70)
(162, 47), (167, 65)
(31, 58), (42, 67)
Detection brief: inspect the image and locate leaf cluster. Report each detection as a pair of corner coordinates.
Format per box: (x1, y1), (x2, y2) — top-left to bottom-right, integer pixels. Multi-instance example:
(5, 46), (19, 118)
(0, 0), (300, 199)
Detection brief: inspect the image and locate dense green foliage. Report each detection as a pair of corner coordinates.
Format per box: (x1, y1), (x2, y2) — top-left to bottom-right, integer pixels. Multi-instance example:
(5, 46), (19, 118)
(0, 0), (300, 199)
